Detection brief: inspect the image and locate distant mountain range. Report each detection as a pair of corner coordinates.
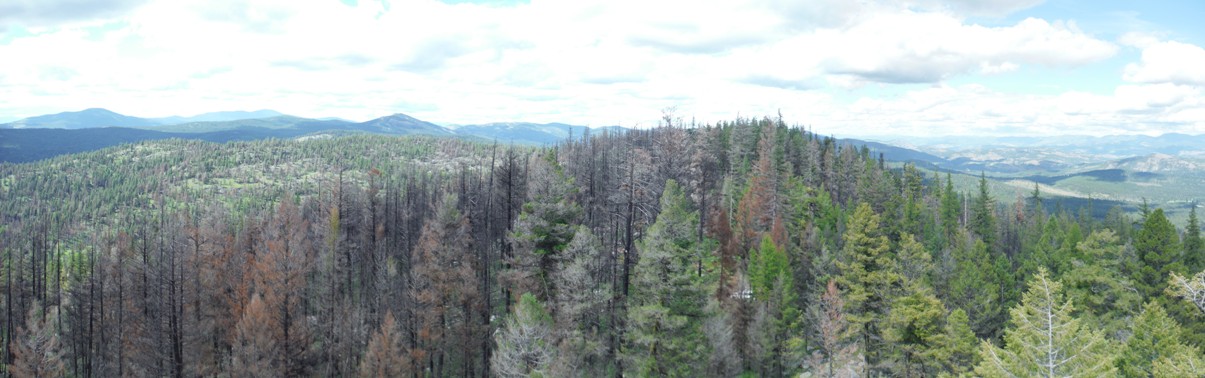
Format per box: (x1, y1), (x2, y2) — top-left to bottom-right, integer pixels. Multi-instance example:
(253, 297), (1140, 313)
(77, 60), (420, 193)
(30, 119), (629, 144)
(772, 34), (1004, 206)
(0, 108), (626, 162)
(3, 108), (162, 129)
(6, 108), (1205, 220)
(151, 110), (285, 125)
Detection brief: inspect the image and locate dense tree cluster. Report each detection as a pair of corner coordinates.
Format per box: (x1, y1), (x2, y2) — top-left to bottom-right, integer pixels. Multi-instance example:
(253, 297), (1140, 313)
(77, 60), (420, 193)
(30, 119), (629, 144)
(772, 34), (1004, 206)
(1, 118), (1203, 377)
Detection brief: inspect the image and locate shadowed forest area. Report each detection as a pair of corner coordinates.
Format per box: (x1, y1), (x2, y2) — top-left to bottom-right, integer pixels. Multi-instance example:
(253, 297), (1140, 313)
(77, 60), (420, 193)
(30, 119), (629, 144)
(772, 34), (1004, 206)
(2, 117), (1203, 377)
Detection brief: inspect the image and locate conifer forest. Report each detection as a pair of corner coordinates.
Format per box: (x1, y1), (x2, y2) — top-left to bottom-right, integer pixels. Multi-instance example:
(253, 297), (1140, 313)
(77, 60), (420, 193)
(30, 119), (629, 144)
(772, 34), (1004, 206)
(2, 118), (1204, 377)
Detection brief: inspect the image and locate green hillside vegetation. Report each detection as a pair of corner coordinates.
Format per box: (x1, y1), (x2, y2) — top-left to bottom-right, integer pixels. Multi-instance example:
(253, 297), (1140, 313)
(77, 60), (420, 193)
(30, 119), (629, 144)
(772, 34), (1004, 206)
(133, 115), (317, 133)
(1, 118), (1203, 377)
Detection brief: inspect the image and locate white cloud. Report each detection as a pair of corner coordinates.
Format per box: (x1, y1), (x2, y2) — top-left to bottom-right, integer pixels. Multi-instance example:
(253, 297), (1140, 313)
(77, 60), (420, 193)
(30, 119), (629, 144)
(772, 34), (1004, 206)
(0, 0), (1199, 137)
(1123, 39), (1205, 86)
(909, 0), (1046, 18)
(821, 15), (1115, 84)
(812, 82), (1205, 137)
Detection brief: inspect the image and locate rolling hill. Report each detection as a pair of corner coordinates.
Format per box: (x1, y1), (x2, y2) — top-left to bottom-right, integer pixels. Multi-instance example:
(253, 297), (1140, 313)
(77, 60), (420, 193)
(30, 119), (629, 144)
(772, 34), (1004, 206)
(1, 108), (161, 129)
(0, 109), (626, 163)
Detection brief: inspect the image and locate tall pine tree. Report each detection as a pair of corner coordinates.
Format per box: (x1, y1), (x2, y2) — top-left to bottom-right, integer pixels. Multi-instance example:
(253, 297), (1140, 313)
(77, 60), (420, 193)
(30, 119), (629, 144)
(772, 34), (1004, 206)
(625, 180), (713, 377)
(1133, 208), (1182, 299)
(835, 202), (901, 375)
(1185, 203), (1203, 273)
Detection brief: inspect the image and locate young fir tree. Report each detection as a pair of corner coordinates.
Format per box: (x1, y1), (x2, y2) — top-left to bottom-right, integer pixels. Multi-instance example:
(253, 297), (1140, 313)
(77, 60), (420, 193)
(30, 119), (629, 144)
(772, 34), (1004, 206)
(747, 235), (801, 377)
(975, 268), (1116, 377)
(506, 153), (582, 303)
(625, 180), (712, 377)
(896, 233), (933, 287)
(884, 233), (946, 377)
(883, 285), (945, 377)
(1184, 203), (1203, 273)
(970, 173), (997, 247)
(939, 173), (961, 245)
(1061, 230), (1141, 337)
(945, 235), (1004, 339)
(931, 308), (977, 376)
(1133, 208), (1183, 299)
(1117, 301), (1203, 377)
(835, 202), (901, 375)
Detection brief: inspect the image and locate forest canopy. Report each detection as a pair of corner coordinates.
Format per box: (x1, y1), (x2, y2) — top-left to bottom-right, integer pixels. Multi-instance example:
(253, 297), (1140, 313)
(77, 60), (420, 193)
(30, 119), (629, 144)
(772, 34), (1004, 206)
(2, 117), (1203, 377)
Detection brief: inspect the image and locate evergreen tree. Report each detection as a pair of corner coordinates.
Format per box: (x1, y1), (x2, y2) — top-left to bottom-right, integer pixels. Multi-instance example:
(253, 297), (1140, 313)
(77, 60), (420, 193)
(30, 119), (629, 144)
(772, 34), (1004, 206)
(1061, 230), (1141, 337)
(748, 235), (802, 376)
(749, 235), (789, 302)
(883, 286), (945, 377)
(975, 269), (1116, 377)
(1133, 208), (1183, 298)
(931, 308), (977, 376)
(1185, 203), (1203, 273)
(835, 202), (901, 374)
(971, 173), (996, 247)
(944, 235), (1004, 339)
(1152, 351), (1205, 377)
(1117, 301), (1202, 377)
(896, 233), (933, 287)
(625, 180), (712, 377)
(939, 173), (961, 244)
(506, 153), (582, 303)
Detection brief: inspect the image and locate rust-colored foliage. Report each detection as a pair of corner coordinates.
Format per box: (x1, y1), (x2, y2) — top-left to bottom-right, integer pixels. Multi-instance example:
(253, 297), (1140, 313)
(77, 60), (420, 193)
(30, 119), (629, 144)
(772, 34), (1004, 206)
(359, 311), (410, 377)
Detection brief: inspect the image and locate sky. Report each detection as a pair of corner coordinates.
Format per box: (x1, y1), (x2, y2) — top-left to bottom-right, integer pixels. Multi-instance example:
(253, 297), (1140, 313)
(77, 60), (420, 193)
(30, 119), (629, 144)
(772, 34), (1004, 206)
(1, 0), (1204, 137)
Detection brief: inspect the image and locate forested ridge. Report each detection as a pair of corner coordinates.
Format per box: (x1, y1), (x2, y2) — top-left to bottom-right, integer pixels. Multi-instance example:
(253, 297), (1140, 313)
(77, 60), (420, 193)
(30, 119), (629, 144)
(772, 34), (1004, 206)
(2, 117), (1203, 377)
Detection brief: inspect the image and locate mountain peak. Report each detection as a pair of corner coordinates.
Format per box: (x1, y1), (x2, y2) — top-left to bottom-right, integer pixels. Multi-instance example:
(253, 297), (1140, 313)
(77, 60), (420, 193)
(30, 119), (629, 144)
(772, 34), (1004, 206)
(358, 113), (452, 135)
(381, 113), (423, 121)
(79, 107), (120, 114)
(4, 108), (159, 129)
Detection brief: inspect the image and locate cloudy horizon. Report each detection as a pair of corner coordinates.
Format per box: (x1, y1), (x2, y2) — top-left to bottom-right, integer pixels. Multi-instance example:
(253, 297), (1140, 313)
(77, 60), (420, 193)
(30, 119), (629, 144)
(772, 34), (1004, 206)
(2, 0), (1203, 137)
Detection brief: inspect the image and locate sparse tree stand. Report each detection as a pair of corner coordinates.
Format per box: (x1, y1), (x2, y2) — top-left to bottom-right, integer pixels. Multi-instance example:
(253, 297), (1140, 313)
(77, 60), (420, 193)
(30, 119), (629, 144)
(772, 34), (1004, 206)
(11, 116), (1205, 377)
